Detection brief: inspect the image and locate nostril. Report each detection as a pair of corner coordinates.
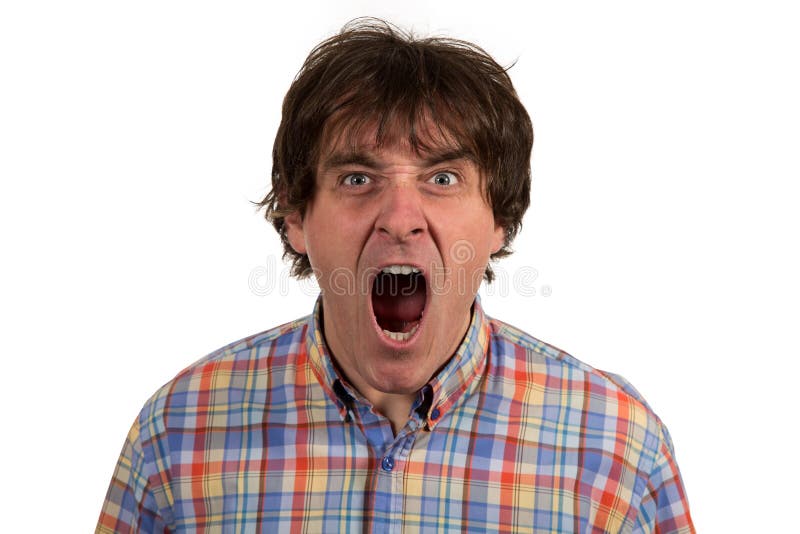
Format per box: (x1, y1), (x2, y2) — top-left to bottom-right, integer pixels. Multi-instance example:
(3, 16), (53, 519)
(375, 223), (425, 241)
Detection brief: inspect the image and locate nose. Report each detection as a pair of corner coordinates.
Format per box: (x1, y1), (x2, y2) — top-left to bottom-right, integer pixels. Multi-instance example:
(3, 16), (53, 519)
(374, 182), (427, 243)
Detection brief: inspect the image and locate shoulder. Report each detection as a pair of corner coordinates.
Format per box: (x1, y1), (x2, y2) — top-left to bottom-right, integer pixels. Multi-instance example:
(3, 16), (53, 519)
(137, 316), (310, 432)
(487, 316), (673, 458)
(489, 318), (649, 404)
(182, 315), (310, 374)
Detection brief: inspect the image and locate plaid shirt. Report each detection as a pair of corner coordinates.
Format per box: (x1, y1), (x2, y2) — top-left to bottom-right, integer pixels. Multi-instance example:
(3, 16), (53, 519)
(98, 298), (693, 533)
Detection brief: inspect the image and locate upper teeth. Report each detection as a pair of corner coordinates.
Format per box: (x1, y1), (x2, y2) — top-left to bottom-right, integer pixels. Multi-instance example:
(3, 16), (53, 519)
(381, 265), (420, 275)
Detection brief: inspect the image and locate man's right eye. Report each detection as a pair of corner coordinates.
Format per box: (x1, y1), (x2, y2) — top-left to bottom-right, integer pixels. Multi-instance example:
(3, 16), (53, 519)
(342, 173), (371, 186)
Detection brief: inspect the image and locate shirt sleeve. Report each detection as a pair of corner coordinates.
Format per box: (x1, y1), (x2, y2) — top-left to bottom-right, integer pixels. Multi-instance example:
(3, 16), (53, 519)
(96, 419), (171, 533)
(634, 425), (695, 533)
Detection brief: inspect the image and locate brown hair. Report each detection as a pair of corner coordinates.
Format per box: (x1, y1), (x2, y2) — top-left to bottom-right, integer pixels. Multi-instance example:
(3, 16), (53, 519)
(257, 18), (533, 281)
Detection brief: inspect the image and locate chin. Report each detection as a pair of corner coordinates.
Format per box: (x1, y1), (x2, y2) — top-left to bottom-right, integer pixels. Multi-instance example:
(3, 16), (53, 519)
(366, 357), (430, 394)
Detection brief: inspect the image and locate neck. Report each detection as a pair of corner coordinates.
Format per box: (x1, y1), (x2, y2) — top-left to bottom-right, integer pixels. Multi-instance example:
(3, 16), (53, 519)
(368, 390), (416, 436)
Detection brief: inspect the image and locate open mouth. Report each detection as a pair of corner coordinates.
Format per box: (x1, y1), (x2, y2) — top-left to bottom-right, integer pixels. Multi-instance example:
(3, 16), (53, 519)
(371, 265), (427, 342)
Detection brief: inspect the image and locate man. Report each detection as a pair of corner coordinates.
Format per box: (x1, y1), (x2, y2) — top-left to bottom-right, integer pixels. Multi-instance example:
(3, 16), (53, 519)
(98, 19), (694, 532)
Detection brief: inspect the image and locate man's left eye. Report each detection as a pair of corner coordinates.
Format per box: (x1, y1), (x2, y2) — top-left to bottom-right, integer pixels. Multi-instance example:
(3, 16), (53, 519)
(429, 172), (458, 186)
(343, 173), (371, 186)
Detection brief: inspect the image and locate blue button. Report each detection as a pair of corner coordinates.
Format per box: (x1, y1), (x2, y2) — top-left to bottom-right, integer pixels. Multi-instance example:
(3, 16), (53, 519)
(381, 456), (395, 472)
(431, 408), (441, 420)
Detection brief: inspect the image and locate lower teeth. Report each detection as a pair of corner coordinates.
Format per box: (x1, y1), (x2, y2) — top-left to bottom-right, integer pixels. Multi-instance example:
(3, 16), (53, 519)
(382, 323), (419, 341)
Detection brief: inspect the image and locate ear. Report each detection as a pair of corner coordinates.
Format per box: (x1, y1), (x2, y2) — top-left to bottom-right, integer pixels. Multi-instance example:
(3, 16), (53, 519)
(284, 211), (307, 255)
(490, 223), (505, 255)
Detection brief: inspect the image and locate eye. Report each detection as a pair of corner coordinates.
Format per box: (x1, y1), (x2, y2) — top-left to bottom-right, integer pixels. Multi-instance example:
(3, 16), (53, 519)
(428, 171), (458, 186)
(342, 173), (371, 186)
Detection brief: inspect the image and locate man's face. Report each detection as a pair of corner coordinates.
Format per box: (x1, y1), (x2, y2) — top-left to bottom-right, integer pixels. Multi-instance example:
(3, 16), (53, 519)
(285, 126), (504, 398)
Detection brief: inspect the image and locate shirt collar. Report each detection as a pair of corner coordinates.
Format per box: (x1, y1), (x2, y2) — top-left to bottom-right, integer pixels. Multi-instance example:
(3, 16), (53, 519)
(305, 294), (491, 429)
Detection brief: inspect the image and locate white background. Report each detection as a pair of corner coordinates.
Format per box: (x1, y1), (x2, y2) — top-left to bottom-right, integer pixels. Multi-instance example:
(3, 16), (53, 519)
(1, 1), (798, 531)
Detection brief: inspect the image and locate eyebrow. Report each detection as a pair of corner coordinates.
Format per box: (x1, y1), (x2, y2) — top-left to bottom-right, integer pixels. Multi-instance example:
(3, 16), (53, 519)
(320, 148), (473, 171)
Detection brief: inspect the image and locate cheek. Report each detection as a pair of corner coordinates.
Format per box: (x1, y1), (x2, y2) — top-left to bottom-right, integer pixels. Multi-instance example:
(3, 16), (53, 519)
(304, 217), (365, 270)
(466, 214), (501, 256)
(443, 231), (493, 281)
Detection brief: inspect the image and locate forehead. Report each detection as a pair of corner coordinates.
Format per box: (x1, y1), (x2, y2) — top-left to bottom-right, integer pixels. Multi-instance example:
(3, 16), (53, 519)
(317, 110), (474, 168)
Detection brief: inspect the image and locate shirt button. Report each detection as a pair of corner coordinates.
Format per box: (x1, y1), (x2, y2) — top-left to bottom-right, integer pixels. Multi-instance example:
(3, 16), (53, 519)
(431, 408), (441, 420)
(381, 456), (395, 472)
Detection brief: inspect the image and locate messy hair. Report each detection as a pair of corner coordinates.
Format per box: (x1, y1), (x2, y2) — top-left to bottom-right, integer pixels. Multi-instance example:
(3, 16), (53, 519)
(257, 18), (533, 281)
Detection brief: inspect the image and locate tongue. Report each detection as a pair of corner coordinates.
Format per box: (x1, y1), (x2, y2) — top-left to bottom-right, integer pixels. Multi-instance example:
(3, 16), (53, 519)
(372, 274), (426, 328)
(372, 290), (425, 322)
